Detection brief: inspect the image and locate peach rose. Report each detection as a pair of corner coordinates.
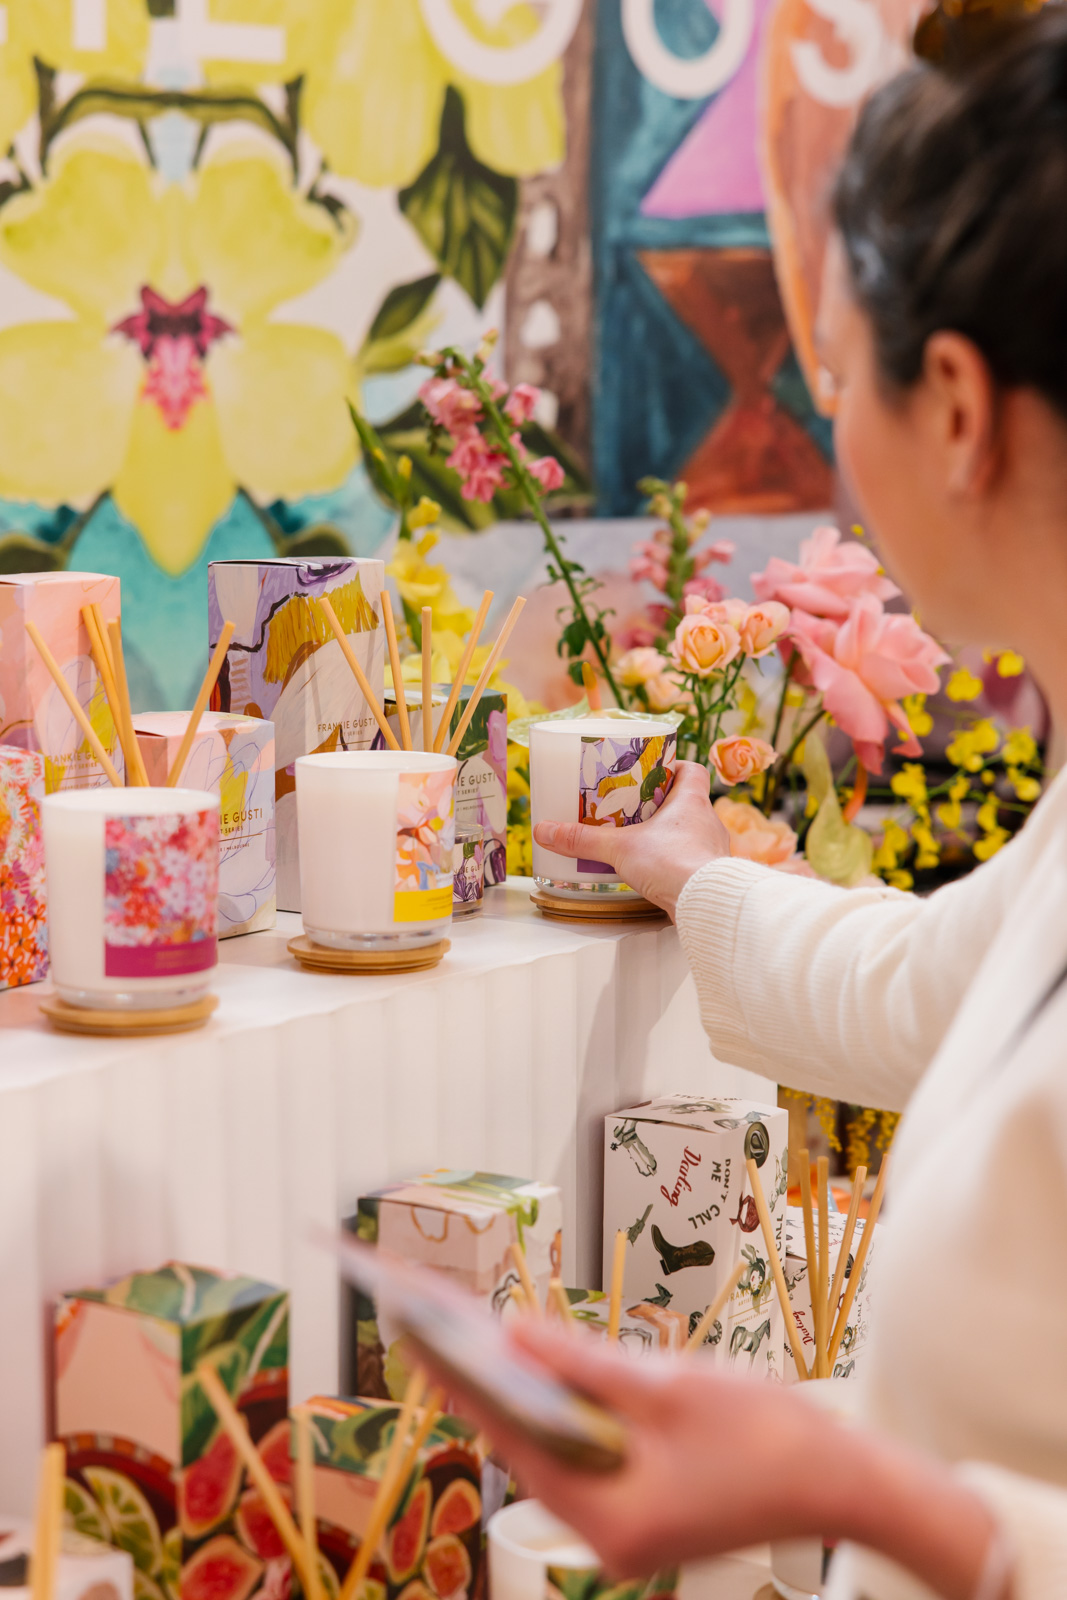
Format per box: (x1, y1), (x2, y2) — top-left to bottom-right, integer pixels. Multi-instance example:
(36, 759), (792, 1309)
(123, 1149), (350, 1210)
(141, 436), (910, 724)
(645, 671), (690, 712)
(738, 602), (790, 657)
(709, 735), (776, 786)
(714, 796), (799, 867)
(616, 646), (667, 687)
(670, 612), (740, 678)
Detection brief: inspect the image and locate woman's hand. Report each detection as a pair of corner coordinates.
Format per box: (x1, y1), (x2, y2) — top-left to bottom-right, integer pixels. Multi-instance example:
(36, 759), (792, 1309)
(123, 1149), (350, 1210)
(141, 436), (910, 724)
(533, 760), (731, 920)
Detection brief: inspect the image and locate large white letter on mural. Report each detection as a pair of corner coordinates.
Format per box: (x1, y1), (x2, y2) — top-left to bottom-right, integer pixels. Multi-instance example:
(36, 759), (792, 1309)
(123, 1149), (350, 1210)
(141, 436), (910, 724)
(621, 0), (754, 100)
(790, 0), (886, 107)
(176, 0), (285, 64)
(418, 0), (582, 85)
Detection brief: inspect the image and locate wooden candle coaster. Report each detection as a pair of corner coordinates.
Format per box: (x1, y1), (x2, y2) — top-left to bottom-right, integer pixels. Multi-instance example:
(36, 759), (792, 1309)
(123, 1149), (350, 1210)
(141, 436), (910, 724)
(288, 935), (450, 974)
(40, 993), (218, 1037)
(530, 888), (666, 923)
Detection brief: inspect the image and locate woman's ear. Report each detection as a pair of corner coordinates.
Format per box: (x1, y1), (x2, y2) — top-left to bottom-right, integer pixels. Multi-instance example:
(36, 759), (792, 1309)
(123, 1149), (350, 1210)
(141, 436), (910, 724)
(921, 331), (999, 495)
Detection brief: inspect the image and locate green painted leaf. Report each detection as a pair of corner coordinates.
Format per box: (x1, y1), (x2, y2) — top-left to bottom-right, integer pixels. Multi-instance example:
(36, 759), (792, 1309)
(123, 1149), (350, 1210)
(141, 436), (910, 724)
(82, 1469), (163, 1577)
(0, 532), (64, 573)
(65, 1478), (110, 1545)
(279, 524), (352, 559)
(367, 274), (442, 344)
(103, 1266), (186, 1322)
(181, 1341), (248, 1466)
(398, 88), (517, 309)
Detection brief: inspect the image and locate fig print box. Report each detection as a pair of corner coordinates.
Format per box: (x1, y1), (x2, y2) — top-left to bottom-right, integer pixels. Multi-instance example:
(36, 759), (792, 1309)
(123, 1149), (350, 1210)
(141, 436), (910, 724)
(344, 1171), (562, 1398)
(207, 558), (385, 912)
(604, 1096), (789, 1378)
(299, 1395), (488, 1600)
(0, 746), (48, 991)
(0, 572), (123, 790)
(55, 1263), (289, 1600)
(134, 713), (276, 938)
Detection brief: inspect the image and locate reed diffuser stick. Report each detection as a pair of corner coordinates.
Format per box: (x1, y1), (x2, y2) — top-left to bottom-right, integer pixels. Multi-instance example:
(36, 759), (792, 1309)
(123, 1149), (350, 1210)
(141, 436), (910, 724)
(829, 1154), (891, 1366)
(196, 1364), (315, 1593)
(294, 1408), (325, 1600)
(317, 597), (400, 752)
(745, 1158), (809, 1378)
(25, 622), (122, 787)
(445, 597), (526, 759)
(106, 620), (150, 786)
(550, 1279), (574, 1324)
(508, 1241), (542, 1317)
(81, 606), (136, 780)
(337, 1370), (428, 1600)
(814, 1157), (830, 1378)
(381, 592), (411, 752)
(433, 591), (493, 753)
(166, 622), (235, 787)
(421, 608), (434, 754)
(30, 1442), (64, 1600)
(607, 1229), (627, 1342)
(683, 1260), (747, 1354)
(826, 1165), (867, 1339)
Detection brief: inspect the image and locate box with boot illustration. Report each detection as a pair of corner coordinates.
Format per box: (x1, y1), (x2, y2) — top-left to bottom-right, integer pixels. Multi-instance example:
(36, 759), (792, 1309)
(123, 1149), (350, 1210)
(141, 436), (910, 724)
(55, 1263), (289, 1600)
(208, 558), (384, 911)
(556, 1288), (689, 1354)
(298, 1395), (490, 1600)
(344, 1170), (562, 1398)
(782, 1205), (880, 1383)
(0, 573), (124, 791)
(604, 1096), (789, 1379)
(134, 712), (276, 937)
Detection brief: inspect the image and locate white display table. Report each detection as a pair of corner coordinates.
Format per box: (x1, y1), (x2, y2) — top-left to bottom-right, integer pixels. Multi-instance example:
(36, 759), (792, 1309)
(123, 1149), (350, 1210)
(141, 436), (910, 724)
(0, 880), (772, 1513)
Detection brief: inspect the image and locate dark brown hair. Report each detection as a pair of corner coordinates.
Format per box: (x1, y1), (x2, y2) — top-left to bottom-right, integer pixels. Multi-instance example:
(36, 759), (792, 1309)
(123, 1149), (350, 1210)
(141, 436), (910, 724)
(834, 8), (1067, 412)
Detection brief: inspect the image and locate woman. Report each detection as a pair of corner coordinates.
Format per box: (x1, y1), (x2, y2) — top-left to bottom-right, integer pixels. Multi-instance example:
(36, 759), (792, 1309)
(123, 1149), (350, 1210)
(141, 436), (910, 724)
(426, 16), (1067, 1600)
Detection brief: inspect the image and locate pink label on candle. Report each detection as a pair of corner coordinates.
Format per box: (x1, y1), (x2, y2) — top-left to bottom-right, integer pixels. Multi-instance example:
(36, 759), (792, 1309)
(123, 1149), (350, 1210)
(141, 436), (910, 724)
(576, 732), (677, 875)
(104, 809), (218, 978)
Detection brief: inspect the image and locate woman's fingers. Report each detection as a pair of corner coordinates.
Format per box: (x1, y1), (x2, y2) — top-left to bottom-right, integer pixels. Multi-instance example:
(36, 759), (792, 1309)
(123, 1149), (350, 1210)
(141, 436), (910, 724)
(509, 1320), (677, 1423)
(533, 759), (712, 861)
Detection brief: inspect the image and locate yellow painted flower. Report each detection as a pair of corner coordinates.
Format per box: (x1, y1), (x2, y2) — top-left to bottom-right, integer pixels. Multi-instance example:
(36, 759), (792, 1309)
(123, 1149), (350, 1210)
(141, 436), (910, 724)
(1002, 726), (1038, 767)
(387, 531), (475, 637)
(0, 140), (356, 576)
(946, 668), (983, 702)
(946, 718), (999, 772)
(202, 0), (564, 187)
(0, 1), (149, 153)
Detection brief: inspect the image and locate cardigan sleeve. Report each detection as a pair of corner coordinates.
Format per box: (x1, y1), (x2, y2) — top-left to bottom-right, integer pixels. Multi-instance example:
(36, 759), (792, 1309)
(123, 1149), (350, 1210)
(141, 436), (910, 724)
(673, 816), (1037, 1111)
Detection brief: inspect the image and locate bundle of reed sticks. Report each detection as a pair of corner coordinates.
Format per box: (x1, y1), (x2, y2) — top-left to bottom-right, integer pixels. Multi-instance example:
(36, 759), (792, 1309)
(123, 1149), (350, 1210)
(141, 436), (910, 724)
(29, 1441), (64, 1600)
(316, 588), (524, 758)
(25, 608), (235, 789)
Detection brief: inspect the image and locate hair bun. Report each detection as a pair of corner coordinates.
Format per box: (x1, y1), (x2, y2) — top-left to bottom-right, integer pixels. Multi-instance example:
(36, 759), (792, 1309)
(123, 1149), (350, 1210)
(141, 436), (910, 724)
(913, 0), (1048, 67)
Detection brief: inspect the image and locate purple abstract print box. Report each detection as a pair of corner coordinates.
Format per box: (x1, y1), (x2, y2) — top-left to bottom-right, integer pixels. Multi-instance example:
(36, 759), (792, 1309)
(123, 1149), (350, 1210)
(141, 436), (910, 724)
(208, 558), (384, 911)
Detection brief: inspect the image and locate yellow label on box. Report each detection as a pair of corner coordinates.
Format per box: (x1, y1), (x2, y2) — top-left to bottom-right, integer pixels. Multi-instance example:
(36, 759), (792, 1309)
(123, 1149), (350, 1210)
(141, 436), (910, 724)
(394, 887), (452, 922)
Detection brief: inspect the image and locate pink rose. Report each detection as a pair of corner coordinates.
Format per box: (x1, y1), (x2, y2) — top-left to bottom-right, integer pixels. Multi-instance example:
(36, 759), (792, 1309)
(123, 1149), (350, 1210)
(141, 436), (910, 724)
(616, 647), (667, 687)
(504, 383), (539, 424)
(714, 797), (800, 867)
(670, 611), (741, 677)
(419, 376), (481, 438)
(709, 735), (776, 786)
(738, 601), (790, 657)
(645, 671), (690, 713)
(789, 595), (950, 773)
(527, 454), (565, 492)
(752, 526), (900, 620)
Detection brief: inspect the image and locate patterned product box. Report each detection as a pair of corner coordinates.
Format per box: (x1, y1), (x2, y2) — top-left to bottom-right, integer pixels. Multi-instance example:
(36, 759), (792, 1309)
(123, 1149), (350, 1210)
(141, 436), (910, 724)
(0, 1522), (133, 1600)
(378, 688), (508, 886)
(782, 1205), (879, 1383)
(299, 1395), (489, 1600)
(0, 573), (123, 791)
(208, 558), (385, 911)
(558, 1289), (689, 1354)
(604, 1096), (790, 1380)
(134, 713), (276, 938)
(0, 746), (48, 990)
(345, 1170), (562, 1399)
(55, 1263), (289, 1600)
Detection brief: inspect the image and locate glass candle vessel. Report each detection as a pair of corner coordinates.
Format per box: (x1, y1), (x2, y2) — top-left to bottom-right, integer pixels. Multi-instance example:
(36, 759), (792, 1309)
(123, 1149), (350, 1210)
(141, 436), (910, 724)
(296, 750), (457, 950)
(489, 1501), (676, 1600)
(43, 787), (220, 1009)
(529, 716), (678, 898)
(452, 822), (484, 917)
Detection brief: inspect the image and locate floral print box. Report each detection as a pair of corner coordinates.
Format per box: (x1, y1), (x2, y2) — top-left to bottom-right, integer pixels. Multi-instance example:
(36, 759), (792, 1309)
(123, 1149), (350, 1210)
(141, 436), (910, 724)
(0, 746), (48, 990)
(604, 1096), (788, 1379)
(55, 1263), (289, 1600)
(345, 1171), (562, 1398)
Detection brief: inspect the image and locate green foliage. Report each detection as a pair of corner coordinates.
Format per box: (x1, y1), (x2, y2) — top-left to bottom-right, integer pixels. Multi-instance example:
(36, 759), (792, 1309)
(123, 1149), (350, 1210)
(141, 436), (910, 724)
(0, 533), (65, 572)
(398, 88), (517, 309)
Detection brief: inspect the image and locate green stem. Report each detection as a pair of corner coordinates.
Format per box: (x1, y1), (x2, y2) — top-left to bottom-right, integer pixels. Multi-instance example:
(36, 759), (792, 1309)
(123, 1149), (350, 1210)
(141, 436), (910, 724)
(763, 705), (827, 815)
(769, 659), (796, 752)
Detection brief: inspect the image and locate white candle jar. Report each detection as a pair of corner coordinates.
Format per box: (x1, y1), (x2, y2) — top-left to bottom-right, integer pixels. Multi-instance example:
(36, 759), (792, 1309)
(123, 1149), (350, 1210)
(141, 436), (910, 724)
(529, 717), (678, 898)
(43, 788), (220, 1009)
(296, 751), (457, 950)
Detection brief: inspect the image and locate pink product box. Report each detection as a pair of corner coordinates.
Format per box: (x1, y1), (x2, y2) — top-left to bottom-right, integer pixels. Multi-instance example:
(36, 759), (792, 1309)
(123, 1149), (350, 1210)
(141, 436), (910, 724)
(134, 712), (276, 937)
(0, 745), (48, 990)
(0, 573), (124, 791)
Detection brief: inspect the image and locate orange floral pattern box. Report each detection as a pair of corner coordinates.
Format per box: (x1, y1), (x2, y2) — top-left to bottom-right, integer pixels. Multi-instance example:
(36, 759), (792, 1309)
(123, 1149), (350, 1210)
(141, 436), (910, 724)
(0, 572), (124, 791)
(55, 1263), (289, 1600)
(0, 745), (48, 990)
(344, 1171), (562, 1399)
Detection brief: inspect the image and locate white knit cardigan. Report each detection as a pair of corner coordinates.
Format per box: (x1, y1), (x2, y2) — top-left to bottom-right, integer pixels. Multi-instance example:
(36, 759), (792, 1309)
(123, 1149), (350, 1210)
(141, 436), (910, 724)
(675, 768), (1067, 1600)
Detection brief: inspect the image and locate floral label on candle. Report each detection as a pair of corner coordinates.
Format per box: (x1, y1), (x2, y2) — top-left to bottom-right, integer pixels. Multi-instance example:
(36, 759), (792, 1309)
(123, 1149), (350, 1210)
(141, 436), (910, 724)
(104, 809), (219, 977)
(577, 732), (677, 874)
(394, 768), (455, 923)
(0, 746), (48, 991)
